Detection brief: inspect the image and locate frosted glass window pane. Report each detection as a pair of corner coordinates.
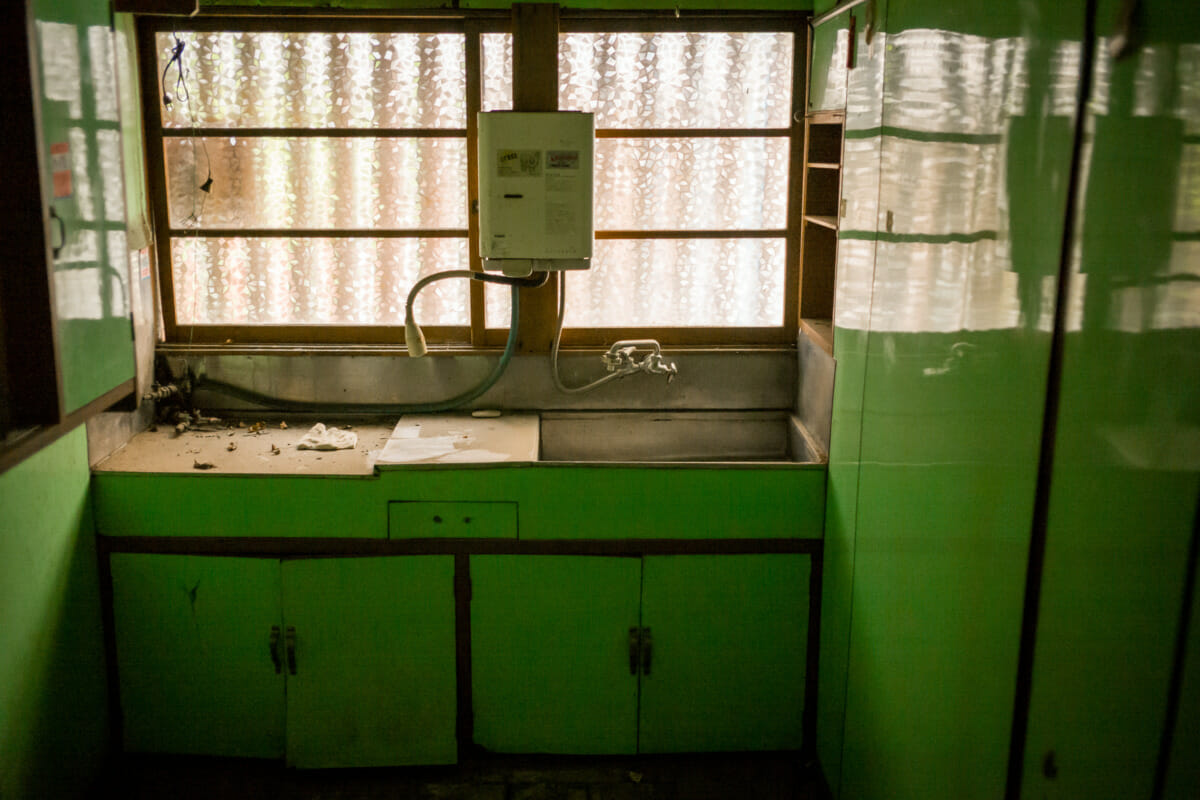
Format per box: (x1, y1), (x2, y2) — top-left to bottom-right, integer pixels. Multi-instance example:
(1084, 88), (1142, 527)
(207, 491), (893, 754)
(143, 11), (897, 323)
(561, 239), (785, 327)
(165, 137), (467, 229)
(559, 32), (793, 128)
(485, 281), (513, 329)
(481, 33), (513, 111)
(595, 138), (788, 230)
(157, 31), (466, 128)
(171, 237), (469, 325)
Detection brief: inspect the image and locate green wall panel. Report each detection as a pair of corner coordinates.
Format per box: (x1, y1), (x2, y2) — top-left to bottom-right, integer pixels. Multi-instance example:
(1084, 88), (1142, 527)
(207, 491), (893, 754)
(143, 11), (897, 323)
(471, 555), (641, 754)
(1020, 0), (1200, 794)
(1165, 556), (1200, 799)
(821, 0), (1085, 795)
(282, 556), (457, 766)
(110, 554), (287, 758)
(0, 427), (109, 798)
(639, 554), (809, 753)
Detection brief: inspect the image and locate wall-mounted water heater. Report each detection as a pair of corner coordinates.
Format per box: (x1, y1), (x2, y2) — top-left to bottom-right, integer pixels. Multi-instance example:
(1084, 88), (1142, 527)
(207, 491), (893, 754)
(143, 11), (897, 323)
(478, 111), (594, 277)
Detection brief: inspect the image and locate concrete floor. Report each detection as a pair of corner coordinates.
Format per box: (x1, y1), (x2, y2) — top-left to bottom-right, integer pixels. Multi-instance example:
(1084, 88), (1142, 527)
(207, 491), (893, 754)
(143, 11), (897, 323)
(105, 753), (828, 799)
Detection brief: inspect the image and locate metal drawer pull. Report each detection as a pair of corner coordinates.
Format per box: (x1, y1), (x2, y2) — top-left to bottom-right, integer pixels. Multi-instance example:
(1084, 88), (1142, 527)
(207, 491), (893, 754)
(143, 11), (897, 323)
(285, 626), (298, 675)
(268, 625), (282, 674)
(628, 627), (640, 675)
(641, 627), (653, 676)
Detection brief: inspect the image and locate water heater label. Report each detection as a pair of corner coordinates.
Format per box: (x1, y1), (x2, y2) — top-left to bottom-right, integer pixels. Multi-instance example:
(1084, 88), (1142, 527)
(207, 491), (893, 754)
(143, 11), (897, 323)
(497, 149), (541, 177)
(547, 150), (580, 170)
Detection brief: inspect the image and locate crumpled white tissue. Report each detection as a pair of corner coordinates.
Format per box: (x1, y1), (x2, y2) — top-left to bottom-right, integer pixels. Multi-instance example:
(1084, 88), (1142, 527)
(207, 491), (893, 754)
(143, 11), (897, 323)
(296, 423), (358, 451)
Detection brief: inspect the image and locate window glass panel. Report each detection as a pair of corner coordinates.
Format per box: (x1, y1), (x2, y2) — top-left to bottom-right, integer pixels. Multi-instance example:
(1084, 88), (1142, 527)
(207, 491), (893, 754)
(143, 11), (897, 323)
(171, 237), (469, 325)
(166, 137), (467, 229)
(559, 238), (785, 327)
(481, 33), (513, 112)
(595, 137), (788, 230)
(157, 31), (466, 128)
(559, 32), (793, 128)
(484, 280), (513, 330)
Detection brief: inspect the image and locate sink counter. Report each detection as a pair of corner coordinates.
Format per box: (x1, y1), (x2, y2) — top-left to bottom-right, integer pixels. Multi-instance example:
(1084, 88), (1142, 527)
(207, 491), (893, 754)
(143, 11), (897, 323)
(93, 420), (394, 476)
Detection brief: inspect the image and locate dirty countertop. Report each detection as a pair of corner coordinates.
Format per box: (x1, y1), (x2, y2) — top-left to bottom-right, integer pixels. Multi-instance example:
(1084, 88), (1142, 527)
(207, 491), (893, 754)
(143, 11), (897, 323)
(93, 413), (540, 476)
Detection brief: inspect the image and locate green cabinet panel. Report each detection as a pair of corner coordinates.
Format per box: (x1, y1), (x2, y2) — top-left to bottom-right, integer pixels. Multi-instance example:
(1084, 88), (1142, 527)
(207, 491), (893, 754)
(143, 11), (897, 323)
(112, 554), (456, 766)
(32, 0), (136, 413)
(388, 501), (517, 539)
(640, 554), (809, 753)
(521, 467), (825, 540)
(472, 554), (811, 755)
(94, 475), (384, 538)
(282, 557), (457, 767)
(93, 466), (825, 540)
(111, 554), (286, 758)
(471, 555), (641, 754)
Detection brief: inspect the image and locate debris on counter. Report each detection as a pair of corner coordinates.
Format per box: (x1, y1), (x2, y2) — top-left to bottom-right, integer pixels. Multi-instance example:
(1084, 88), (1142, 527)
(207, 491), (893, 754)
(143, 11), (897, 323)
(237, 420), (246, 428)
(279, 421), (288, 430)
(248, 421), (267, 434)
(226, 442), (237, 452)
(296, 423), (358, 451)
(193, 460), (215, 470)
(270, 444), (281, 455)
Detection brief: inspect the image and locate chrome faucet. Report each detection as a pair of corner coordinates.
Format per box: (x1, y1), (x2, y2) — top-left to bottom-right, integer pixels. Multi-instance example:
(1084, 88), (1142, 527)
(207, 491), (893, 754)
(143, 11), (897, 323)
(602, 340), (677, 383)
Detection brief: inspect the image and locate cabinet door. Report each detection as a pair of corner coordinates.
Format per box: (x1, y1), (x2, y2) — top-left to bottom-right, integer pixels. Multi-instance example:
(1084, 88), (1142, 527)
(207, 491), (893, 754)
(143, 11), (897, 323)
(281, 556), (457, 767)
(31, 0), (136, 414)
(471, 555), (641, 754)
(640, 554), (809, 752)
(110, 554), (285, 757)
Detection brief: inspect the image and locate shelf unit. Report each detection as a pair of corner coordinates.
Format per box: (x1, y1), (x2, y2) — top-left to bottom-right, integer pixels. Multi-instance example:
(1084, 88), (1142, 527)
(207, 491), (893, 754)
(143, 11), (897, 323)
(798, 111), (845, 351)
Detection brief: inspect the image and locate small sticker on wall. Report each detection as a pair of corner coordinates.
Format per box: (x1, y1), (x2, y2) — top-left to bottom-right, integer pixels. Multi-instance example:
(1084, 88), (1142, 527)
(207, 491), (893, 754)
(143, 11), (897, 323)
(50, 142), (72, 198)
(138, 249), (151, 281)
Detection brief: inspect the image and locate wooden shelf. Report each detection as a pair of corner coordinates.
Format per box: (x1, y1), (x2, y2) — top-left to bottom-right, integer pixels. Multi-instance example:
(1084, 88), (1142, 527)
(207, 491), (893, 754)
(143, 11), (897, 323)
(799, 114), (844, 323)
(803, 215), (839, 230)
(799, 318), (834, 356)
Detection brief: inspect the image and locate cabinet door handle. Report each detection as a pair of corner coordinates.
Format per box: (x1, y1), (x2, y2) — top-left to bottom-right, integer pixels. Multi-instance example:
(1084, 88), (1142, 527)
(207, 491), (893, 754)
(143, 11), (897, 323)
(285, 626), (297, 675)
(49, 207), (66, 259)
(268, 625), (282, 674)
(641, 627), (653, 677)
(628, 627), (640, 675)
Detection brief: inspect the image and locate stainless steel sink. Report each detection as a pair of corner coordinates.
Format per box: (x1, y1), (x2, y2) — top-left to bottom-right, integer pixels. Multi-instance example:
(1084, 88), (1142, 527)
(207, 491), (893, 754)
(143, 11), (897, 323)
(538, 411), (826, 464)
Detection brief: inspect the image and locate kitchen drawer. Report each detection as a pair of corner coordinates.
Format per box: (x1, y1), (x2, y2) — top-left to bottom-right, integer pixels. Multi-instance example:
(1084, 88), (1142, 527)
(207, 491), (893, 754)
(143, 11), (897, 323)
(388, 501), (517, 539)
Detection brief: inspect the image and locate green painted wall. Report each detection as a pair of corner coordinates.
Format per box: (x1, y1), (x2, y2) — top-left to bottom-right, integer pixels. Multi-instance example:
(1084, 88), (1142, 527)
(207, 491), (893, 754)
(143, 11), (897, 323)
(0, 427), (110, 799)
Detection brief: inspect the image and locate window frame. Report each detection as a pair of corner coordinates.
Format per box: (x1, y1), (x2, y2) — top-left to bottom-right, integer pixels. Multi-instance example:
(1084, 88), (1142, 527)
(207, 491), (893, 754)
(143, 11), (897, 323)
(139, 10), (809, 350)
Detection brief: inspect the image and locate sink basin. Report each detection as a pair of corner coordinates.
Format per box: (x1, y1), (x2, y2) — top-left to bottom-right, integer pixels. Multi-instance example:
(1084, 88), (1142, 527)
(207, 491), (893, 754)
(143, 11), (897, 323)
(538, 411), (825, 464)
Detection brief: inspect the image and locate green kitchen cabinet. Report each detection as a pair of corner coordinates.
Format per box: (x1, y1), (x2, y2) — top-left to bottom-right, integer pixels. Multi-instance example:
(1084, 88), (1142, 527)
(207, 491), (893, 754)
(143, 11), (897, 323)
(639, 555), (809, 752)
(471, 555), (642, 755)
(31, 0), (136, 414)
(281, 556), (457, 767)
(471, 554), (809, 755)
(111, 554), (457, 766)
(110, 554), (286, 758)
